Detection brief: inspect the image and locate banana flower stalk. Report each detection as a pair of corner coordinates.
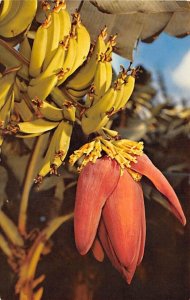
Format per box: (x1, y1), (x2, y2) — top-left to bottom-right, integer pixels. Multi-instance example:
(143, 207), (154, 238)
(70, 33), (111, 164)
(74, 153), (186, 284)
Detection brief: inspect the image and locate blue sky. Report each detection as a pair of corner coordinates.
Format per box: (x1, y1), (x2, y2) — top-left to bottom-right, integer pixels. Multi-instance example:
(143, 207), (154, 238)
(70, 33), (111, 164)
(113, 33), (190, 104)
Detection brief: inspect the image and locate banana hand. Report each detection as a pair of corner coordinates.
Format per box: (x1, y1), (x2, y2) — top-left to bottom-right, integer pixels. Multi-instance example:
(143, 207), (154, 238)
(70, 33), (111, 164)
(66, 27), (107, 91)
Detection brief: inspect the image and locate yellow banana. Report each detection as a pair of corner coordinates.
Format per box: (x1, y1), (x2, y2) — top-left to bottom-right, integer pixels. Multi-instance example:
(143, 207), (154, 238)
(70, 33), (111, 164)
(19, 36), (31, 61)
(115, 70), (136, 111)
(93, 59), (107, 104)
(29, 16), (51, 78)
(103, 35), (117, 92)
(0, 0), (37, 38)
(57, 30), (77, 85)
(113, 82), (125, 111)
(66, 27), (107, 91)
(58, 6), (71, 41)
(18, 119), (59, 134)
(81, 86), (117, 135)
(90, 38), (114, 105)
(32, 99), (64, 122)
(43, 8), (61, 71)
(28, 74), (58, 102)
(51, 120), (73, 168)
(69, 13), (91, 75)
(0, 0), (13, 23)
(0, 1), (21, 29)
(105, 60), (113, 92)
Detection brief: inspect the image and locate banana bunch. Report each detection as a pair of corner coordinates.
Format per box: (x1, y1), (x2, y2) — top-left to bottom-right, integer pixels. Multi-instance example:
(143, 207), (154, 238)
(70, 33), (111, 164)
(0, 0), (137, 181)
(27, 4), (91, 105)
(0, 0), (37, 38)
(81, 67), (136, 135)
(0, 67), (19, 146)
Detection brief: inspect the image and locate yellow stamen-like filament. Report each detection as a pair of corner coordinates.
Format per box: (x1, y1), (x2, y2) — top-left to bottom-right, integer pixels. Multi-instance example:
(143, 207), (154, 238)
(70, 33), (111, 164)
(69, 137), (143, 181)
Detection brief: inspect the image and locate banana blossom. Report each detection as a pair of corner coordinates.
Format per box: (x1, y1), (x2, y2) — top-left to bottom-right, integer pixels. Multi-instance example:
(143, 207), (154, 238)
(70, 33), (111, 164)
(74, 155), (186, 283)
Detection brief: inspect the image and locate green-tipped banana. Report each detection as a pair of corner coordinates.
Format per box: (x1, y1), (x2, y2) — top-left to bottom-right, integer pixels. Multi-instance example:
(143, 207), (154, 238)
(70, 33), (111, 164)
(29, 16), (50, 78)
(18, 119), (59, 134)
(34, 100), (64, 122)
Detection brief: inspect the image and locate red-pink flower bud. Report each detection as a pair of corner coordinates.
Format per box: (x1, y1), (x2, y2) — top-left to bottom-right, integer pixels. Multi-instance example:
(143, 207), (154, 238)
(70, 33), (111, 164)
(74, 156), (120, 255)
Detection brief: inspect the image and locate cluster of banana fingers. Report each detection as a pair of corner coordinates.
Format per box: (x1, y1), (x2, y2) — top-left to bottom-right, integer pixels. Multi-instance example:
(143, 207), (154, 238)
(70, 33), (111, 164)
(0, 0), (136, 180)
